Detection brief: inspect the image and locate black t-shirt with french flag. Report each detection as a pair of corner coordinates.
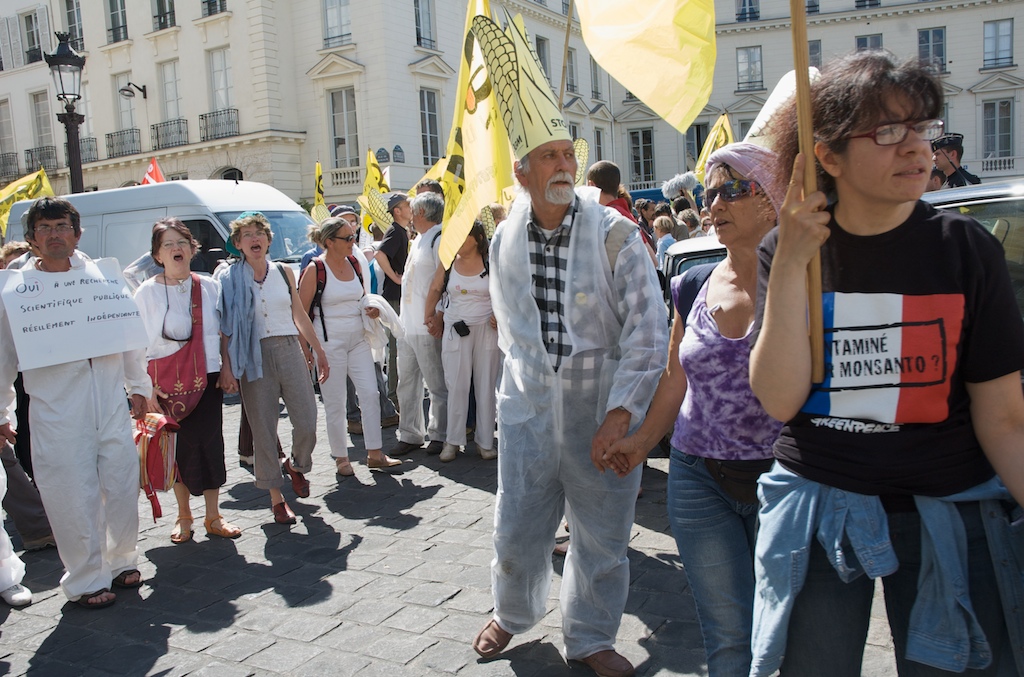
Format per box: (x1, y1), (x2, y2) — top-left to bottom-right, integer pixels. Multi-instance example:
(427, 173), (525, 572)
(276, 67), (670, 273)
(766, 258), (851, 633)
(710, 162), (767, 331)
(756, 201), (1024, 497)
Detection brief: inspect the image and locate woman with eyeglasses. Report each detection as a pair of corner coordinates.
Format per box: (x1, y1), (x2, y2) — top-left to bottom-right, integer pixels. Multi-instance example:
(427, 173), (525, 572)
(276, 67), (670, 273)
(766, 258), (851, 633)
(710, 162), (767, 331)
(217, 213), (329, 525)
(135, 218), (241, 543)
(299, 216), (401, 475)
(749, 51), (1024, 675)
(604, 142), (785, 676)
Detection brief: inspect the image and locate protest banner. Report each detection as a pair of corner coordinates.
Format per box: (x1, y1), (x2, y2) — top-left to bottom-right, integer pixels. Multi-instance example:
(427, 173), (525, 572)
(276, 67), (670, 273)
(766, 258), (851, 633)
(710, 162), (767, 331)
(0, 257), (148, 370)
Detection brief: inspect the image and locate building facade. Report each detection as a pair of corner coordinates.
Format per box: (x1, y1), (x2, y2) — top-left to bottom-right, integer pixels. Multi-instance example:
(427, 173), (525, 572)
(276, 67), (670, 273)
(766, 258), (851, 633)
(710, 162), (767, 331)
(0, 0), (1018, 208)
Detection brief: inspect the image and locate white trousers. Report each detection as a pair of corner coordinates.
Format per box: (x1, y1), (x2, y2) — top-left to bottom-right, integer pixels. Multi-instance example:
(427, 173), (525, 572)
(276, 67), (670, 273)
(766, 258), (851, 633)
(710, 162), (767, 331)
(396, 334), (447, 444)
(0, 463), (26, 591)
(27, 356), (140, 601)
(441, 322), (500, 449)
(320, 326), (382, 455)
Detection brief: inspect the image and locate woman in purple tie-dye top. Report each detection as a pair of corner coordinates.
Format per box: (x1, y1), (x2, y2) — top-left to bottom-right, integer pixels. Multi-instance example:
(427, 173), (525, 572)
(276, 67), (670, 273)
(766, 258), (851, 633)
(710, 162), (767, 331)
(605, 142), (783, 676)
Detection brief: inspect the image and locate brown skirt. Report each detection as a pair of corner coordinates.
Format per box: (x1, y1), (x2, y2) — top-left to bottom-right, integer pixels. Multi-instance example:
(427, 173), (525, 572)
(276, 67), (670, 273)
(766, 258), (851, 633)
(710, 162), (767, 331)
(175, 373), (226, 495)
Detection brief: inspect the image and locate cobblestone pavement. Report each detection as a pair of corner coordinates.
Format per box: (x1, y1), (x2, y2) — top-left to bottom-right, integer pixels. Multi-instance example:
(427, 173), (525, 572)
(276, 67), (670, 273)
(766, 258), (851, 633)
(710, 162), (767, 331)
(0, 396), (897, 676)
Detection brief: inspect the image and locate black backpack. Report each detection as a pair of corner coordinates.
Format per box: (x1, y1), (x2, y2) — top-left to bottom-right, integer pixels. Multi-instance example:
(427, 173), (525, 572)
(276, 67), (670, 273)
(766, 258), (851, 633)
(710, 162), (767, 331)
(300, 255), (363, 342)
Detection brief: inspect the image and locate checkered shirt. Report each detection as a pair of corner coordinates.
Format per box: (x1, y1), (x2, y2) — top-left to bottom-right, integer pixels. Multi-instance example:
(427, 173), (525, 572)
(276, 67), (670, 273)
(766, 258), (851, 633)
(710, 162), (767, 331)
(527, 201), (578, 372)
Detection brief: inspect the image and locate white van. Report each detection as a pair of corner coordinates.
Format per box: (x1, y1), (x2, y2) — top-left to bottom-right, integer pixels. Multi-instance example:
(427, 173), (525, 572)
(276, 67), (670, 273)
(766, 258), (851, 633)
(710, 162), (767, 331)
(6, 180), (316, 273)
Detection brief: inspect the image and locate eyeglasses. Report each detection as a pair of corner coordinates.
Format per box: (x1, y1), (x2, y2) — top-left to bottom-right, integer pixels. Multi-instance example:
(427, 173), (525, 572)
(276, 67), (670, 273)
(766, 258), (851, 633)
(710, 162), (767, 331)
(239, 230), (268, 240)
(848, 119), (944, 146)
(161, 239), (191, 250)
(331, 234), (357, 243)
(33, 224), (74, 235)
(705, 180), (759, 205)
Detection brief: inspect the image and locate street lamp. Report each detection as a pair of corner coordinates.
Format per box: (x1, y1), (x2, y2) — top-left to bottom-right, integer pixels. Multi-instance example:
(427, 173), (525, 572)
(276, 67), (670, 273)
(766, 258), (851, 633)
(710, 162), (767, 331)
(44, 32), (86, 194)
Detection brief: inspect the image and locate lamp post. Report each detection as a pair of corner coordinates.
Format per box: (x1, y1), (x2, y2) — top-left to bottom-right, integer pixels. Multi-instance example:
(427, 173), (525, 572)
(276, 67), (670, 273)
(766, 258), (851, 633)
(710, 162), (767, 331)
(44, 32), (86, 194)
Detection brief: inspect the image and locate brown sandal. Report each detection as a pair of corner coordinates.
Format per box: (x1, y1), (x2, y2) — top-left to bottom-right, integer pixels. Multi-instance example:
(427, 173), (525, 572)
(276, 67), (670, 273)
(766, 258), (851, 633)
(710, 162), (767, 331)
(204, 515), (241, 539)
(170, 515), (193, 544)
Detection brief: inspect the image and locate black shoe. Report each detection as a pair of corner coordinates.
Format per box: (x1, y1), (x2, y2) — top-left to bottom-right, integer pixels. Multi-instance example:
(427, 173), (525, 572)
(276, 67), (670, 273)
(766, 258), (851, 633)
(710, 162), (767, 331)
(425, 440), (444, 455)
(392, 441), (422, 456)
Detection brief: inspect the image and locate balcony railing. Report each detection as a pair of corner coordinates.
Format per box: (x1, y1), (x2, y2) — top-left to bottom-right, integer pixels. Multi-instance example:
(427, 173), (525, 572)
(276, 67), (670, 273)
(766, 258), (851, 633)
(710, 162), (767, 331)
(736, 8), (760, 20)
(807, 0), (820, 12)
(151, 119), (188, 150)
(855, 0), (880, 7)
(592, 89), (603, 100)
(562, 0), (571, 13)
(324, 33), (351, 49)
(153, 10), (176, 31)
(566, 82), (578, 94)
(0, 153), (19, 181)
(65, 137), (99, 165)
(328, 167), (361, 188)
(25, 146), (58, 172)
(69, 33), (84, 51)
(983, 56), (1014, 69)
(25, 47), (42, 64)
(108, 24), (128, 44)
(199, 108), (239, 142)
(201, 0), (227, 17)
(106, 129), (142, 159)
(738, 79), (764, 91)
(417, 35), (437, 50)
(980, 156), (1017, 173)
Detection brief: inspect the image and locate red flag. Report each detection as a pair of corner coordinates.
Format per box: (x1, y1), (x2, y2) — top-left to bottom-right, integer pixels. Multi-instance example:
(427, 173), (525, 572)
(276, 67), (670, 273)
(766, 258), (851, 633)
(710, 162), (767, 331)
(142, 157), (165, 184)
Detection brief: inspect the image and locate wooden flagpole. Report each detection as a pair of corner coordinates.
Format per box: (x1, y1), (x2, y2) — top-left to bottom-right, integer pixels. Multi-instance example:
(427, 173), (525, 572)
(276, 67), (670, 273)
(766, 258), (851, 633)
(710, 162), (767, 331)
(558, 0), (575, 111)
(789, 0), (825, 383)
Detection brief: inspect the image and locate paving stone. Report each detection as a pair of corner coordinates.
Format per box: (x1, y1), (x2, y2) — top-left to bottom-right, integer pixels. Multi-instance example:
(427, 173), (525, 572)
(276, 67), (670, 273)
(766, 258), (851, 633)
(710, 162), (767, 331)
(361, 629), (438, 664)
(380, 605), (447, 633)
(205, 631), (276, 662)
(245, 637), (323, 672)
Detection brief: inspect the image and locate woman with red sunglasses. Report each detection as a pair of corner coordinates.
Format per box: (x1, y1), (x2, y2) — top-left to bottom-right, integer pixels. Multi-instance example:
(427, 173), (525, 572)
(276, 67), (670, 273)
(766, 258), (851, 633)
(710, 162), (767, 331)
(750, 51), (1024, 675)
(606, 141), (785, 676)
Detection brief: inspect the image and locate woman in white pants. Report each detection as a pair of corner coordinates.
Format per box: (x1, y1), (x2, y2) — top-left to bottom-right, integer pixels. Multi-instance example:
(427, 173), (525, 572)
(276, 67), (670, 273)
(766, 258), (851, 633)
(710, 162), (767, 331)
(299, 215), (401, 475)
(425, 221), (500, 462)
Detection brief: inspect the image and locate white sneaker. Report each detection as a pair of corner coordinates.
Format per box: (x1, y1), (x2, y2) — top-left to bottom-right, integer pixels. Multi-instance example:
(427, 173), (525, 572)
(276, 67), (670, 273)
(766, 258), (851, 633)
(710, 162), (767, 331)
(440, 443), (459, 462)
(478, 447), (497, 460)
(1, 583), (32, 607)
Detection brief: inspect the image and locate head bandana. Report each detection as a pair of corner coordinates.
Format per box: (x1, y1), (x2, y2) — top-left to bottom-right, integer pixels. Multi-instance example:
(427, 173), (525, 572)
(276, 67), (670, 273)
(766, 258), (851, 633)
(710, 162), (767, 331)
(705, 142), (784, 216)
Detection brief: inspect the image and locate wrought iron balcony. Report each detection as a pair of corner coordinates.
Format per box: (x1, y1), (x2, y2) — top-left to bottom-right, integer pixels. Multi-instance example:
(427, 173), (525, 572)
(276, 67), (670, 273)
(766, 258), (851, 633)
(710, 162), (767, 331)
(199, 109), (239, 142)
(153, 10), (176, 31)
(202, 0), (227, 17)
(566, 82), (578, 94)
(806, 0), (820, 12)
(417, 35), (437, 50)
(736, 8), (760, 20)
(855, 0), (880, 7)
(592, 89), (603, 100)
(108, 24), (128, 44)
(25, 146), (57, 172)
(65, 137), (99, 165)
(69, 33), (84, 51)
(737, 78), (764, 91)
(323, 33), (352, 49)
(152, 119), (188, 150)
(983, 56), (1014, 68)
(25, 47), (42, 64)
(106, 129), (142, 159)
(562, 0), (571, 13)
(0, 153), (19, 181)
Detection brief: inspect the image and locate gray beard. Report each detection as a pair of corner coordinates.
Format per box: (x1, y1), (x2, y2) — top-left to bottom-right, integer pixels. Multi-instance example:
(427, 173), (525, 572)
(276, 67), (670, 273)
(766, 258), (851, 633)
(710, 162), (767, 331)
(545, 185), (574, 205)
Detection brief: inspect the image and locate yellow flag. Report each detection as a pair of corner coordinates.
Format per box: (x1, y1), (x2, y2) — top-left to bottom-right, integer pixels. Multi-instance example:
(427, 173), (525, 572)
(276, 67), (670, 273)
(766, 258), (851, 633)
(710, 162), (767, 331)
(361, 148), (390, 232)
(577, 0), (716, 136)
(694, 114), (734, 185)
(0, 168), (55, 238)
(438, 0), (516, 268)
(311, 161), (330, 223)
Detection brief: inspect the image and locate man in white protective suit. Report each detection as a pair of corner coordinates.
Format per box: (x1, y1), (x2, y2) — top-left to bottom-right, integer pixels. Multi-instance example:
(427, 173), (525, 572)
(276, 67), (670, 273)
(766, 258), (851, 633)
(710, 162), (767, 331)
(0, 197), (151, 610)
(469, 13), (668, 677)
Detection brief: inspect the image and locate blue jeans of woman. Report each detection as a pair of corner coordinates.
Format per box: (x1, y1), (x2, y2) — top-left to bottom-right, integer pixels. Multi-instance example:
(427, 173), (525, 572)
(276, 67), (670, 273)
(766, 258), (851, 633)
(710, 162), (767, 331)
(781, 502), (1011, 676)
(667, 448), (760, 676)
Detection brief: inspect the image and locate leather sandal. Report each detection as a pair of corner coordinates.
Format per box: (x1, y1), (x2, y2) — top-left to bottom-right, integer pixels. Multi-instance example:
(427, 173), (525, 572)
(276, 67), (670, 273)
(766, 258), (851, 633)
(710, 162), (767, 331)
(366, 454), (402, 469)
(112, 569), (143, 589)
(335, 458), (355, 476)
(170, 515), (193, 544)
(204, 515), (241, 539)
(473, 618), (513, 659)
(75, 589), (115, 610)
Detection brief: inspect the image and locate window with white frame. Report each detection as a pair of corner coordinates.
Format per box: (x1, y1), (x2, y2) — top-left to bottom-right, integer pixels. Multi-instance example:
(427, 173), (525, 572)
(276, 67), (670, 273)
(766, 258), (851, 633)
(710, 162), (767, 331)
(594, 127), (604, 161)
(153, 0), (175, 31)
(566, 48), (577, 93)
(161, 60), (181, 121)
(22, 13), (41, 64)
(686, 124), (708, 162)
(78, 82), (93, 138)
(536, 36), (549, 76)
(736, 0), (759, 21)
(419, 88), (440, 165)
(856, 34), (883, 51)
(65, 0), (83, 50)
(809, 40), (822, 69)
(629, 128), (655, 183)
(415, 0), (436, 50)
(108, 0), (128, 43)
(918, 27), (946, 72)
(331, 87), (359, 168)
(568, 122), (579, 140)
(590, 56), (603, 99)
(114, 73), (135, 130)
(983, 99), (1013, 159)
(983, 20), (1013, 68)
(324, 0), (351, 48)
(209, 48), (233, 111)
(0, 100), (15, 154)
(736, 46), (763, 91)
(31, 92), (53, 147)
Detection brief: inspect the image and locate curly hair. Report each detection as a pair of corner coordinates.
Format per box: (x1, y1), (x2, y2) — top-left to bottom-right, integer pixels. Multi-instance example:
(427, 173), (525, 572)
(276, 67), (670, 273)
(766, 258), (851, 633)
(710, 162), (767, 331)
(228, 212), (273, 248)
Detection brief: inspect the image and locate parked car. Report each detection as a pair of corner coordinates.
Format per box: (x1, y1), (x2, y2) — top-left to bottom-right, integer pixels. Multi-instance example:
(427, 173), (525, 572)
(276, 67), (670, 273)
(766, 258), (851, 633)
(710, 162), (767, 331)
(660, 235), (726, 320)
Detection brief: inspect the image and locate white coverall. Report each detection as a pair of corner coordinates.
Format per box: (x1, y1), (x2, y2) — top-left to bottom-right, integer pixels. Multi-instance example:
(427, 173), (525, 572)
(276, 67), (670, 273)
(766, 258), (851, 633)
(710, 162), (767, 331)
(0, 255), (150, 601)
(488, 192), (668, 659)
(0, 462), (26, 593)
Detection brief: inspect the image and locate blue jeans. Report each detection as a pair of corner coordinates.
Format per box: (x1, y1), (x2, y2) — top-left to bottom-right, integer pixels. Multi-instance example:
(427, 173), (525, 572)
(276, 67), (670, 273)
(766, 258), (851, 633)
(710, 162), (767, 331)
(781, 502), (1011, 676)
(667, 449), (759, 676)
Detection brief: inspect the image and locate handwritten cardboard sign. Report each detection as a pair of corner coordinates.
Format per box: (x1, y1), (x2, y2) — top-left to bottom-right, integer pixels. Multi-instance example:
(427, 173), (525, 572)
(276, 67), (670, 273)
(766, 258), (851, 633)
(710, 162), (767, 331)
(0, 258), (148, 370)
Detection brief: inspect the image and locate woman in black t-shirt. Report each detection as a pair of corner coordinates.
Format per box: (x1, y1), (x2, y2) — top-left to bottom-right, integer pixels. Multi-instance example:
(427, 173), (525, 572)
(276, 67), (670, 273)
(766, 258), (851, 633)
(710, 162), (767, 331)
(750, 51), (1024, 676)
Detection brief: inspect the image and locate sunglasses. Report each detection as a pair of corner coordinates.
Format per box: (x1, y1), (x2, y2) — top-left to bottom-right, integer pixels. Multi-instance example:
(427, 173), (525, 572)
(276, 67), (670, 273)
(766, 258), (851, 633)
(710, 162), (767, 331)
(331, 234), (357, 242)
(706, 179), (759, 205)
